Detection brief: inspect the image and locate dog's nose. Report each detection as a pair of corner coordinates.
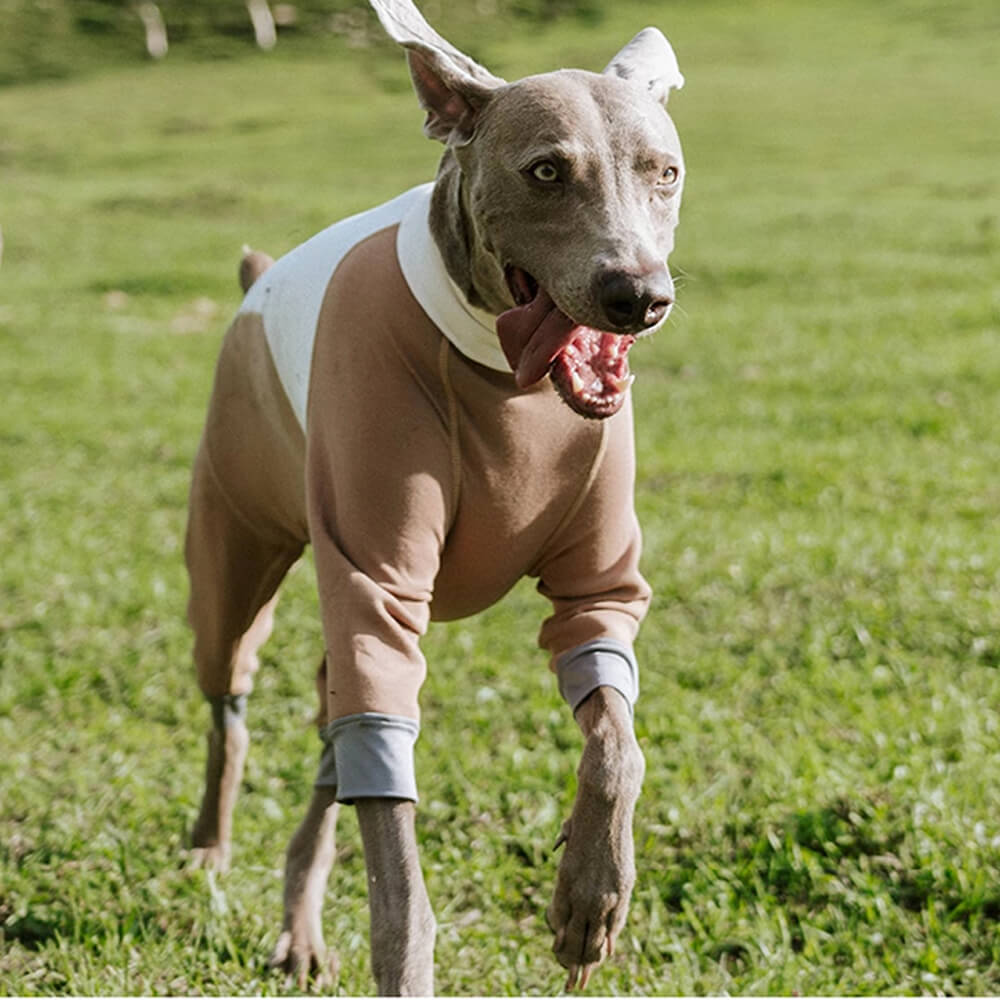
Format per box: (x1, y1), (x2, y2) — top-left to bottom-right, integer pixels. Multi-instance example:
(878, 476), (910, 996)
(598, 269), (674, 332)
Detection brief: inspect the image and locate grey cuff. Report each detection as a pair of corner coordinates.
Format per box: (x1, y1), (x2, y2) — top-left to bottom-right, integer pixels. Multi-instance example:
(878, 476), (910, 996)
(316, 713), (420, 804)
(555, 638), (639, 714)
(207, 693), (247, 729)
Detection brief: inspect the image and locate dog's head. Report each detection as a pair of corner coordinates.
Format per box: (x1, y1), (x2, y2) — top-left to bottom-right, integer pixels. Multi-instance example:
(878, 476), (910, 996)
(371, 0), (685, 419)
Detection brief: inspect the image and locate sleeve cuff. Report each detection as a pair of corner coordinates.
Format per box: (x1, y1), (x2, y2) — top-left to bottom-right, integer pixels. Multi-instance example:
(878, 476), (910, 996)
(555, 638), (639, 714)
(316, 713), (420, 803)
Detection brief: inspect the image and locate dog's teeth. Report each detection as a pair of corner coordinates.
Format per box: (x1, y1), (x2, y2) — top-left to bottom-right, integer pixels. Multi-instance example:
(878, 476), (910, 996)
(608, 373), (635, 393)
(570, 370), (587, 395)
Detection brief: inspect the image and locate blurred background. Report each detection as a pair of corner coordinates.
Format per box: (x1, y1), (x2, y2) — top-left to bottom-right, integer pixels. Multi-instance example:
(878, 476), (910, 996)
(1, 0), (609, 86)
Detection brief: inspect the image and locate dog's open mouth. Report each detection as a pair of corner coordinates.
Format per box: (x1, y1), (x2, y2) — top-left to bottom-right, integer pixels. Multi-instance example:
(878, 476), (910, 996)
(496, 267), (635, 420)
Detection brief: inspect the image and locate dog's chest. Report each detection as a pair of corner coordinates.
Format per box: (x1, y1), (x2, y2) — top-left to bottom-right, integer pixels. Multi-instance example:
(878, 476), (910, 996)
(428, 360), (606, 621)
(307, 256), (612, 624)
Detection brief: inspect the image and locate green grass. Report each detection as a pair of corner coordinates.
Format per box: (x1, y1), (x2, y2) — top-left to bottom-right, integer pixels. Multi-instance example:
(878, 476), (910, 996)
(2, 0), (1000, 993)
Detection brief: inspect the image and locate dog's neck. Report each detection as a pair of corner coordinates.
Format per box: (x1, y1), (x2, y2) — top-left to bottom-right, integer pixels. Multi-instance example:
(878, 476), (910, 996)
(429, 155), (510, 318)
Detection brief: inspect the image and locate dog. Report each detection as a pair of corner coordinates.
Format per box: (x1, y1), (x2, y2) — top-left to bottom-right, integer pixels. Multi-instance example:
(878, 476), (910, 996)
(184, 0), (685, 992)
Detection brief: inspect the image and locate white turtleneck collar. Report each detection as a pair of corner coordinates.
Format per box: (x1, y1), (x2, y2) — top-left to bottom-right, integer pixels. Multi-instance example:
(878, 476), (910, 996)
(396, 183), (510, 374)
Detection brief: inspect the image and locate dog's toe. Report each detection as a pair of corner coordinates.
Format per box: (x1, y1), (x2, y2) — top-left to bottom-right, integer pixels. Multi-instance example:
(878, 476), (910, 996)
(270, 930), (338, 992)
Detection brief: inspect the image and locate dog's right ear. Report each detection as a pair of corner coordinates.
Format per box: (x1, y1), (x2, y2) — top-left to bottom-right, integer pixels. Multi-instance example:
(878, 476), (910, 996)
(369, 0), (505, 145)
(604, 27), (684, 106)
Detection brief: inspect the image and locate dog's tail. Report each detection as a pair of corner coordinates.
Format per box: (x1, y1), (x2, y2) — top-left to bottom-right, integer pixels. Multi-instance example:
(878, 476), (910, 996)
(239, 245), (275, 293)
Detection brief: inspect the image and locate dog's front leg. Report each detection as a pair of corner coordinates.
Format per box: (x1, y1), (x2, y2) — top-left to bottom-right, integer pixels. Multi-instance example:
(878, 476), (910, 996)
(270, 785), (340, 989)
(548, 686), (645, 990)
(357, 798), (436, 996)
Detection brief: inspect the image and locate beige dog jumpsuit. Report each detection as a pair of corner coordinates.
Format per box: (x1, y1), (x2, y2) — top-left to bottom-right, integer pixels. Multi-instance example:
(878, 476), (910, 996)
(186, 184), (651, 801)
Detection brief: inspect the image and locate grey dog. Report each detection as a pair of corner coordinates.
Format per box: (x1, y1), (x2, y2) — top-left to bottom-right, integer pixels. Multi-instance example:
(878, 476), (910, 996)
(185, 0), (685, 992)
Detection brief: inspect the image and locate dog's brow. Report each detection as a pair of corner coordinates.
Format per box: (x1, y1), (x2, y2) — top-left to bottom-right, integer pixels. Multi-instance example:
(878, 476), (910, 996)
(633, 153), (661, 173)
(635, 149), (680, 173)
(516, 140), (588, 171)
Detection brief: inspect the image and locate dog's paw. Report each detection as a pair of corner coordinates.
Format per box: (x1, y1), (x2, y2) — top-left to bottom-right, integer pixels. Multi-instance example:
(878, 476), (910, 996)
(186, 842), (232, 875)
(270, 928), (339, 991)
(547, 721), (643, 991)
(547, 814), (634, 991)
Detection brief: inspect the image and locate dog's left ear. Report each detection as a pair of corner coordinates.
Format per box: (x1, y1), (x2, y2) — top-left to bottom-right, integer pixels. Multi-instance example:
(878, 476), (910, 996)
(369, 0), (506, 145)
(604, 27), (684, 106)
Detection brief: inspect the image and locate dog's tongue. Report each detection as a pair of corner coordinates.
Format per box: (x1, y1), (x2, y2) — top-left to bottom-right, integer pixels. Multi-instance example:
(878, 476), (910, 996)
(497, 287), (582, 389)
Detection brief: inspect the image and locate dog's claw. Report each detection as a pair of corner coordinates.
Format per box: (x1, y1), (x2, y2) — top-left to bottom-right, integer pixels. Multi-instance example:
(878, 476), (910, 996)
(565, 961), (596, 992)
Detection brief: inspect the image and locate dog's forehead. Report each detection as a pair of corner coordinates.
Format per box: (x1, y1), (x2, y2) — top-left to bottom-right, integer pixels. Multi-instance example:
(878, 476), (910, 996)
(485, 69), (681, 157)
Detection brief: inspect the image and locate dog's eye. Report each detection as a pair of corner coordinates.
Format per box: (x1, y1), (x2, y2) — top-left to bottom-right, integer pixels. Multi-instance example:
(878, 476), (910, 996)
(529, 160), (561, 183)
(660, 165), (680, 186)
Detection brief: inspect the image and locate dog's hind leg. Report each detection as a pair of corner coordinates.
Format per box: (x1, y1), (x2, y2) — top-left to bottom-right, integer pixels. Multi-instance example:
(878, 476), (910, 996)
(270, 785), (340, 988)
(270, 659), (340, 988)
(185, 440), (303, 873)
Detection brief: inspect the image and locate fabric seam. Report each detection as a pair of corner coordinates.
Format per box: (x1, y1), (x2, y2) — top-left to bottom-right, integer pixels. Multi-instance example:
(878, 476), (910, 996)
(438, 339), (464, 521)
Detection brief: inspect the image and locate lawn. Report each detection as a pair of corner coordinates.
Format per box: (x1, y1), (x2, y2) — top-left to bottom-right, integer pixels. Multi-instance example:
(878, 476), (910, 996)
(2, 0), (999, 993)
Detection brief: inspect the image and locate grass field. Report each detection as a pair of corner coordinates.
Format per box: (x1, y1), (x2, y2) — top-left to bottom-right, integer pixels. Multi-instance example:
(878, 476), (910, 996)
(2, 0), (999, 993)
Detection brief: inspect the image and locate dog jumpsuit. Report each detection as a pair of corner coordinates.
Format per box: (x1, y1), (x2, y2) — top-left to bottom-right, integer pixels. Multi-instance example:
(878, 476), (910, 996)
(186, 183), (651, 801)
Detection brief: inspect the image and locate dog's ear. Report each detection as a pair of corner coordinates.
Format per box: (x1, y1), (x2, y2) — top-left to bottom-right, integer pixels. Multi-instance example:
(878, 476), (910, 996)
(604, 27), (684, 106)
(369, 0), (505, 144)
